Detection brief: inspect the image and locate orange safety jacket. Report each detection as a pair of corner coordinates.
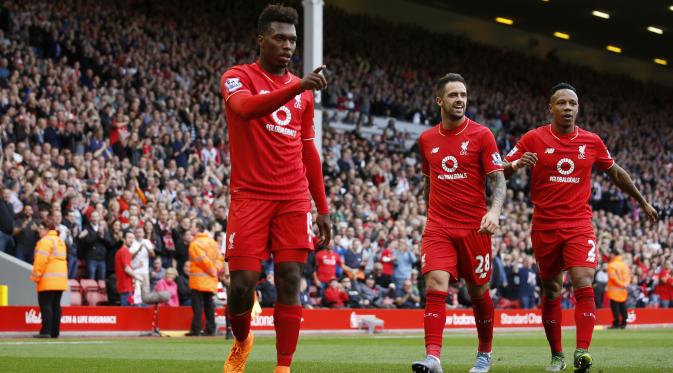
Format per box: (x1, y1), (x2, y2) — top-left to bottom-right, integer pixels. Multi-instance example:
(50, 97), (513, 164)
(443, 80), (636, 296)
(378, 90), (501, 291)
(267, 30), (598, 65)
(31, 231), (68, 292)
(188, 232), (223, 293)
(607, 255), (631, 303)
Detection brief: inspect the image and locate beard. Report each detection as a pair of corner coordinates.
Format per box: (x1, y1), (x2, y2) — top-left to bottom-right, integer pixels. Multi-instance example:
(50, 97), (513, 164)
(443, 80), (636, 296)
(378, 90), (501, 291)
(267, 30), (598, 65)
(448, 112), (464, 121)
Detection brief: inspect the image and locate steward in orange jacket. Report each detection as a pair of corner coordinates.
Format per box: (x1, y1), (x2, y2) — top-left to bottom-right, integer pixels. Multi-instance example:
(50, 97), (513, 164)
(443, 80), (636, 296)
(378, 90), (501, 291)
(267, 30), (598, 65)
(186, 222), (223, 336)
(31, 221), (68, 338)
(607, 249), (631, 329)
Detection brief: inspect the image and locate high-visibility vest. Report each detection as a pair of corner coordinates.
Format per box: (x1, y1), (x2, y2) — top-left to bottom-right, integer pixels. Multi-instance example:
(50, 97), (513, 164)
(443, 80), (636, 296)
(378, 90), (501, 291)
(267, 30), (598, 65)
(31, 231), (68, 292)
(188, 233), (223, 293)
(606, 256), (630, 303)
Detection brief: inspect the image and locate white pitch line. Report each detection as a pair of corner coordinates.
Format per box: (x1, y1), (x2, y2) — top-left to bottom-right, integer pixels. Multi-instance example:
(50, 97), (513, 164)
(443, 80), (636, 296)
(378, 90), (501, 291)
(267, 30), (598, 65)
(0, 341), (109, 345)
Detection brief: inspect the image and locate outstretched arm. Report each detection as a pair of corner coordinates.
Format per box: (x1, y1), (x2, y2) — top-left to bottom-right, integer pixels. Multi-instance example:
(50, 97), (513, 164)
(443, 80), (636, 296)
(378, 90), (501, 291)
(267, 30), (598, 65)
(224, 66), (327, 120)
(605, 162), (658, 224)
(479, 171), (506, 234)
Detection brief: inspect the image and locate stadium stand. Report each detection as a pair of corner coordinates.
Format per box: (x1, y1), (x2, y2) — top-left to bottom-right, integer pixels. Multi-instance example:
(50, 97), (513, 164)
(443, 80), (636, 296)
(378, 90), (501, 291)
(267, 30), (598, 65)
(0, 0), (671, 311)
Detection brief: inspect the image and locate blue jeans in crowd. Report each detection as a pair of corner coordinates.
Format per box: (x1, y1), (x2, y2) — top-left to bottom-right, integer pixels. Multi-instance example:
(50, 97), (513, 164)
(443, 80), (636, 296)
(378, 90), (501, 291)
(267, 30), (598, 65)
(87, 259), (106, 280)
(16, 249), (34, 264)
(0, 231), (14, 253)
(119, 292), (131, 306)
(519, 295), (535, 309)
(67, 254), (79, 279)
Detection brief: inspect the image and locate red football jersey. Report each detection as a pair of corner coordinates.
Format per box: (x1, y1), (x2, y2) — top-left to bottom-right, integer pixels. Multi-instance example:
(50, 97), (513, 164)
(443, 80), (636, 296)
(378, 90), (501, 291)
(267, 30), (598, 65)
(419, 118), (504, 229)
(316, 249), (342, 283)
(221, 62), (314, 200)
(505, 124), (614, 230)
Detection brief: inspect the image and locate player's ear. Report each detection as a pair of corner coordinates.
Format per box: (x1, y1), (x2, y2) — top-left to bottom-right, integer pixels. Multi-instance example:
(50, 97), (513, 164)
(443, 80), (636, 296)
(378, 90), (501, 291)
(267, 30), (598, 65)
(435, 96), (442, 107)
(548, 102), (552, 114)
(257, 34), (264, 49)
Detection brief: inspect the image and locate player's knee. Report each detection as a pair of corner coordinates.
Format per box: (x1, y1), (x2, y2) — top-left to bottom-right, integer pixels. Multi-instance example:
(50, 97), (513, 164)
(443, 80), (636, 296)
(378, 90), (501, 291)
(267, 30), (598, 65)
(276, 270), (302, 293)
(569, 268), (595, 289)
(542, 283), (562, 299)
(229, 282), (255, 302)
(467, 283), (489, 300)
(424, 271), (450, 292)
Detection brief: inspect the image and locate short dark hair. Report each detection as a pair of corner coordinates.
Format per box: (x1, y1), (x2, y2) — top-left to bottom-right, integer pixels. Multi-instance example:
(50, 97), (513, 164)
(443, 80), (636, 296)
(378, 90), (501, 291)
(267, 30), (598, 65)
(258, 4), (299, 35)
(435, 73), (467, 96)
(41, 219), (56, 231)
(193, 220), (206, 232)
(550, 82), (577, 98)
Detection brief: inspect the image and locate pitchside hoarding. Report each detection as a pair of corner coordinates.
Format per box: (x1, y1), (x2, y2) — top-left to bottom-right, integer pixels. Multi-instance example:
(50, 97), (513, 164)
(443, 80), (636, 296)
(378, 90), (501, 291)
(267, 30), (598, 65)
(1, 307), (672, 333)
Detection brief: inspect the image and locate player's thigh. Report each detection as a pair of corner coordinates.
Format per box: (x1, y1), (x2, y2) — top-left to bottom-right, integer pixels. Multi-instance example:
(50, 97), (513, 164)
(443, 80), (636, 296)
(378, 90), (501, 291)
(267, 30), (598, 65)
(531, 230), (564, 280)
(454, 229), (492, 286)
(270, 200), (313, 262)
(562, 227), (598, 270)
(420, 226), (458, 280)
(225, 199), (274, 271)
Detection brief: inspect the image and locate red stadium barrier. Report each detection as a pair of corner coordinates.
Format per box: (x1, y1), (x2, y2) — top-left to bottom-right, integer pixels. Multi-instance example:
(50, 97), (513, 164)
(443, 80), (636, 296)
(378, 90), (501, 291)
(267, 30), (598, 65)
(1, 306), (672, 333)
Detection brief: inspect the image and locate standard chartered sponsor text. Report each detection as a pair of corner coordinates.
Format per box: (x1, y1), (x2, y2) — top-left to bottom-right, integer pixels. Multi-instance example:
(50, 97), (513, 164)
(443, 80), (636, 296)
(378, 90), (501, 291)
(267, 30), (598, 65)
(265, 124), (296, 137)
(549, 176), (580, 184)
(500, 312), (542, 325)
(438, 173), (468, 180)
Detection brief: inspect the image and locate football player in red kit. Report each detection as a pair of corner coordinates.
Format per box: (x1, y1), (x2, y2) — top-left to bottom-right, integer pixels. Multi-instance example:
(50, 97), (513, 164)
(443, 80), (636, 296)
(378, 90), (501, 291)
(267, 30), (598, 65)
(219, 4), (331, 373)
(412, 73), (506, 373)
(504, 83), (658, 372)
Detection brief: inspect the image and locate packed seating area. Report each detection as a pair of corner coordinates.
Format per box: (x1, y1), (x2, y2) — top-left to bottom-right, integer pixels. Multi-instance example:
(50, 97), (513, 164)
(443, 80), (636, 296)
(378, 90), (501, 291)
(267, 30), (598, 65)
(0, 0), (671, 310)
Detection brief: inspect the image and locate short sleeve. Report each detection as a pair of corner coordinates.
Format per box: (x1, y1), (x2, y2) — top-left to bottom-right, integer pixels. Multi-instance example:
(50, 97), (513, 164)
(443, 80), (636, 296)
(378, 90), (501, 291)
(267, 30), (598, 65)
(504, 133), (530, 163)
(480, 129), (504, 174)
(594, 134), (614, 171)
(418, 136), (429, 176)
(220, 68), (252, 102)
(301, 92), (315, 140)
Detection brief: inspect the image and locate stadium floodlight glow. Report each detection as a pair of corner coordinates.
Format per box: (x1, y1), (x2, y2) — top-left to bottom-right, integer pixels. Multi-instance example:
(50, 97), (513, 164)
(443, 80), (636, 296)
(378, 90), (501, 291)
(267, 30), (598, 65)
(654, 58), (668, 66)
(606, 45), (622, 53)
(592, 10), (610, 19)
(647, 26), (663, 35)
(495, 17), (514, 25)
(670, 5), (673, 11)
(554, 32), (570, 40)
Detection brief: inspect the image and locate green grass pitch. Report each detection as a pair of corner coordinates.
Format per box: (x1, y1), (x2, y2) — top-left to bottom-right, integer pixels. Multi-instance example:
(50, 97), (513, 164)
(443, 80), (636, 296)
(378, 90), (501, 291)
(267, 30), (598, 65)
(1, 329), (672, 372)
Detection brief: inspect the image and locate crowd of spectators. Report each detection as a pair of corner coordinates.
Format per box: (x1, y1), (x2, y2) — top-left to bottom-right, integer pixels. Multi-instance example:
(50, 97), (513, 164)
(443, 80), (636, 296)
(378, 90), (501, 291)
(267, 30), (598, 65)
(0, 0), (671, 311)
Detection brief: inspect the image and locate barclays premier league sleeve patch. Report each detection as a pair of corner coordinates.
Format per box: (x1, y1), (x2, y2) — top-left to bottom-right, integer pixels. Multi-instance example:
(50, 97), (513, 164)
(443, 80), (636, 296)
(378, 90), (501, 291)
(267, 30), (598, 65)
(491, 152), (503, 166)
(225, 77), (243, 93)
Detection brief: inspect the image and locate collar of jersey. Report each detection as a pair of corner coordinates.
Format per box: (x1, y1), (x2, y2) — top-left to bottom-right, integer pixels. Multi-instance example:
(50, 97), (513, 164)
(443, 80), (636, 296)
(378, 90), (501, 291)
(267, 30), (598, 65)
(548, 124), (579, 141)
(438, 118), (470, 136)
(254, 61), (293, 85)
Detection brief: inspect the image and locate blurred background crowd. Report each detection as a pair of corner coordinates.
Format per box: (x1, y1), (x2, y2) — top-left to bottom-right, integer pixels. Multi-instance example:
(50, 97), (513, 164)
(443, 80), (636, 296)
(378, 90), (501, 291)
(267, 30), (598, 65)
(0, 0), (671, 310)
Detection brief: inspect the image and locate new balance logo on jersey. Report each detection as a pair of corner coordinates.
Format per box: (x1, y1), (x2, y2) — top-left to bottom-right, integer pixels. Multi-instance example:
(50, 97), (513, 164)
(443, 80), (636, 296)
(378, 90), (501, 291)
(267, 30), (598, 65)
(460, 140), (469, 155)
(545, 148), (555, 154)
(507, 146), (518, 157)
(578, 144), (586, 159)
(225, 78), (242, 93)
(259, 90), (270, 94)
(431, 147), (439, 154)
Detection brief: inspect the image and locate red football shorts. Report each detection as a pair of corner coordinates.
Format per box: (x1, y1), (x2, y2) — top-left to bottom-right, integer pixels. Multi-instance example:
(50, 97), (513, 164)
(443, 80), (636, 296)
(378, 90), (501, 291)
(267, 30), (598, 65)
(531, 226), (598, 279)
(421, 226), (492, 285)
(225, 199), (313, 272)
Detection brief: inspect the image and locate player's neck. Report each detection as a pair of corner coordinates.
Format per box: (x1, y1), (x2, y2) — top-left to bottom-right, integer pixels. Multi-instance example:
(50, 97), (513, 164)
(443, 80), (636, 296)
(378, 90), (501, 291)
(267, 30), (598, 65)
(440, 115), (466, 131)
(551, 122), (576, 135)
(258, 58), (286, 76)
